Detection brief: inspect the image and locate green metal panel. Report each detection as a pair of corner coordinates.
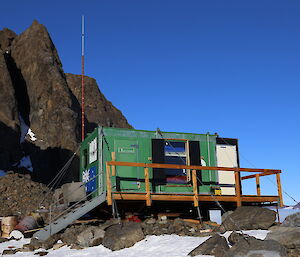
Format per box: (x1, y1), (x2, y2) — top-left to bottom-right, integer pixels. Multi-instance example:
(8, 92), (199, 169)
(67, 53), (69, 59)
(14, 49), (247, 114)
(114, 139), (139, 191)
(80, 127), (220, 197)
(79, 128), (100, 197)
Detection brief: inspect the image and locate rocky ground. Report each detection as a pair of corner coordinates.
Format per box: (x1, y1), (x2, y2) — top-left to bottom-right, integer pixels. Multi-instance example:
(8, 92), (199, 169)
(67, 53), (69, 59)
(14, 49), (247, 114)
(0, 206), (299, 257)
(0, 172), (53, 221)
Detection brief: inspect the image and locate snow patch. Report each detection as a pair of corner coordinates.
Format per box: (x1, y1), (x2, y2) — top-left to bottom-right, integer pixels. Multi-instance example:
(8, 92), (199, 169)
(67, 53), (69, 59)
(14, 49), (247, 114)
(19, 115), (29, 143)
(0, 231), (273, 257)
(18, 156), (33, 172)
(221, 230), (270, 241)
(0, 170), (6, 176)
(19, 114), (37, 142)
(0, 235), (211, 257)
(27, 128), (37, 142)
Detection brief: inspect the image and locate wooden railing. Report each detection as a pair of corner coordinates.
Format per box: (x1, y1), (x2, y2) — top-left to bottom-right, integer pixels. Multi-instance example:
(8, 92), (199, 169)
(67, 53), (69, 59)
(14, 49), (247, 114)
(105, 161), (283, 207)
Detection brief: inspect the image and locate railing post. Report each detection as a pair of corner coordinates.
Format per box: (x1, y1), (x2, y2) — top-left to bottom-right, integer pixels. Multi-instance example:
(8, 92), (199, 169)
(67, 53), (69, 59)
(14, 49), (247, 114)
(276, 172), (283, 207)
(235, 170), (242, 207)
(106, 163), (112, 205)
(192, 169), (199, 207)
(111, 152), (116, 176)
(255, 174), (261, 196)
(144, 167), (151, 206)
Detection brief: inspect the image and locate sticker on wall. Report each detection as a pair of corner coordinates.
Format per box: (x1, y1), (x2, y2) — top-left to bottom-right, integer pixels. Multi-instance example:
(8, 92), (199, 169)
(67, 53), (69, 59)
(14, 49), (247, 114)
(89, 138), (97, 163)
(82, 166), (97, 193)
(118, 147), (135, 154)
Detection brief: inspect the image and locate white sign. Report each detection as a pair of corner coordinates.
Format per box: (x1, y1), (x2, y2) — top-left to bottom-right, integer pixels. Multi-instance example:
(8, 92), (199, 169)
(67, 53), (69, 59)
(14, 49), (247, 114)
(89, 138), (97, 164)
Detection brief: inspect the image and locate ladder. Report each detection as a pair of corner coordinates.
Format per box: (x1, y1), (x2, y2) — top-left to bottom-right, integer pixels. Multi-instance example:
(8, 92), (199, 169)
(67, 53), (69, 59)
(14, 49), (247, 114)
(33, 193), (106, 241)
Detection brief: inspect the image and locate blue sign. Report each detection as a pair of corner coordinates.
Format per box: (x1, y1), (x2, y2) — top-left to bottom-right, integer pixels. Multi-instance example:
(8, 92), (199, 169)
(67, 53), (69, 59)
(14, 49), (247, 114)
(83, 166), (97, 193)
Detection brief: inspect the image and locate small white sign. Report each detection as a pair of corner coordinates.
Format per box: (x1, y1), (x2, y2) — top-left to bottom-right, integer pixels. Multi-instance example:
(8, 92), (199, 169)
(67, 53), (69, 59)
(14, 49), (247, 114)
(89, 138), (97, 163)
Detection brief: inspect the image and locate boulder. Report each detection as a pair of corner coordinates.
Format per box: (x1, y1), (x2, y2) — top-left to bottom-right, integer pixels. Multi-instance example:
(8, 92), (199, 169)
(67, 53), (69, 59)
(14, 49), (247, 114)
(102, 222), (145, 251)
(219, 206), (276, 232)
(30, 234), (60, 250)
(188, 234), (229, 257)
(228, 231), (246, 246)
(221, 211), (233, 223)
(281, 212), (300, 227)
(60, 225), (87, 246)
(2, 249), (18, 255)
(266, 227), (300, 250)
(66, 73), (132, 132)
(76, 226), (105, 247)
(227, 232), (287, 257)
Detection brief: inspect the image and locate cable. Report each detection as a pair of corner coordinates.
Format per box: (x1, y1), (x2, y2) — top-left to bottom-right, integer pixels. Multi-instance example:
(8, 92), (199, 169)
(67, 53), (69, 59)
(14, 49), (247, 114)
(39, 147), (80, 207)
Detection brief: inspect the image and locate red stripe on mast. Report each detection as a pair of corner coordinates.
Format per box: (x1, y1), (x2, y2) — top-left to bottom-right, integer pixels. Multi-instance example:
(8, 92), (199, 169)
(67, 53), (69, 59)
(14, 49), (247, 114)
(81, 15), (85, 142)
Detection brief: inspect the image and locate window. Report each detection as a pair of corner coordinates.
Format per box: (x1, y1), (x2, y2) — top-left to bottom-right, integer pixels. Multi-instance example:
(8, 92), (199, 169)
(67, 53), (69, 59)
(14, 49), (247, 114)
(164, 141), (188, 184)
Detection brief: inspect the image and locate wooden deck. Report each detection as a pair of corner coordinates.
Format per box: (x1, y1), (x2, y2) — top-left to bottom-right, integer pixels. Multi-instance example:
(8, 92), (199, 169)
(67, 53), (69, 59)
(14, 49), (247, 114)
(111, 192), (279, 204)
(106, 160), (283, 208)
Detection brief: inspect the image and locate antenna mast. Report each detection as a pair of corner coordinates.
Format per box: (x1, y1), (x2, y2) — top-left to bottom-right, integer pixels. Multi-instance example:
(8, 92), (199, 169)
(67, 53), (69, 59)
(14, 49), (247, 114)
(81, 15), (85, 142)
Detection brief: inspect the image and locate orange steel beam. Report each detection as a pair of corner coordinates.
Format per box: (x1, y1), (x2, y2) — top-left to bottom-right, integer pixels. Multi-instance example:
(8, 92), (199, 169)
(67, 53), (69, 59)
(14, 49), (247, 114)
(107, 161), (281, 173)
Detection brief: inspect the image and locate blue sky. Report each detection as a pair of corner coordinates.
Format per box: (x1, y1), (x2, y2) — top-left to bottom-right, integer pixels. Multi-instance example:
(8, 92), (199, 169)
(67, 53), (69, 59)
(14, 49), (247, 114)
(2, 0), (300, 205)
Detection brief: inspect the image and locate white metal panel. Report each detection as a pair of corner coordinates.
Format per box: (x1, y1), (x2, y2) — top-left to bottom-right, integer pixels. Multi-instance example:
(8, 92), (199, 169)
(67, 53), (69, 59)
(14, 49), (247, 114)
(216, 145), (237, 195)
(220, 187), (236, 195)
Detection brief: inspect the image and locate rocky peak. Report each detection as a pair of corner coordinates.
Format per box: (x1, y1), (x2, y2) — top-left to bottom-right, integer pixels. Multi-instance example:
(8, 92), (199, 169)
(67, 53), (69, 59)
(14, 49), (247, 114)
(0, 21), (132, 183)
(10, 20), (79, 152)
(66, 73), (132, 132)
(0, 28), (17, 51)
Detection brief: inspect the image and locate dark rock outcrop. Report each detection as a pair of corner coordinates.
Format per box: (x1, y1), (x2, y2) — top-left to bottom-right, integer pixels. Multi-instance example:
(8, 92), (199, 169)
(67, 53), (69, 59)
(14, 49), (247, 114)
(102, 222), (145, 251)
(10, 20), (79, 152)
(219, 206), (276, 232)
(188, 234), (229, 257)
(7, 21), (81, 183)
(66, 73), (132, 132)
(0, 50), (21, 170)
(0, 28), (16, 51)
(0, 20), (132, 183)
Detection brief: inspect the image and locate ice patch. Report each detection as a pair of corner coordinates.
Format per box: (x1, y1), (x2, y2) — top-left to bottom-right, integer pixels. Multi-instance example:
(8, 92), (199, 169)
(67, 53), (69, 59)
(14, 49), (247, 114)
(0, 170), (6, 176)
(18, 156), (33, 172)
